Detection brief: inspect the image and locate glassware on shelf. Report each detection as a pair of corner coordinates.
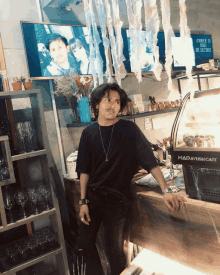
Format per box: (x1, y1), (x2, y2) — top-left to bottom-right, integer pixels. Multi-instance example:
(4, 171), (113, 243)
(15, 122), (26, 154)
(27, 188), (40, 215)
(38, 184), (51, 211)
(23, 121), (34, 153)
(14, 190), (28, 219)
(28, 238), (39, 258)
(46, 233), (57, 250)
(6, 245), (19, 265)
(0, 158), (10, 181)
(17, 243), (30, 261)
(3, 186), (15, 223)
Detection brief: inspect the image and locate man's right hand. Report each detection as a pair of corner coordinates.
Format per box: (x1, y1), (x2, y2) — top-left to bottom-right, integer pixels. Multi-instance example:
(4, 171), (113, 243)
(79, 205), (91, 225)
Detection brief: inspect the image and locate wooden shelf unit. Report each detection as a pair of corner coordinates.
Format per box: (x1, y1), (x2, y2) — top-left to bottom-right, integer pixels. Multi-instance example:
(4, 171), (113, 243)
(1, 247), (62, 275)
(0, 89), (69, 274)
(0, 208), (56, 233)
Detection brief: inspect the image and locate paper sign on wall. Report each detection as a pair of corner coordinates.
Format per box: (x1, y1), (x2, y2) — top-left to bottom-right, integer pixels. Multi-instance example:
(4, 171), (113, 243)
(145, 118), (152, 130)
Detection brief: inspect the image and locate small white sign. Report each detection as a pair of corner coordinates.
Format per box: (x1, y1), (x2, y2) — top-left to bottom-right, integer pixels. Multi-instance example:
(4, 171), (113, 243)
(171, 37), (195, 67)
(145, 118), (152, 130)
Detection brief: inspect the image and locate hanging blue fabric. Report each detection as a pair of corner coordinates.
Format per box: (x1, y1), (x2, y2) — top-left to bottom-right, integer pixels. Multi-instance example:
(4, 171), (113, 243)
(78, 96), (91, 123)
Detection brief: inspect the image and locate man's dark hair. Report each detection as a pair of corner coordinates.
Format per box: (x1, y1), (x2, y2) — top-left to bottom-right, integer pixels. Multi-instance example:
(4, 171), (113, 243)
(90, 83), (128, 118)
(45, 33), (68, 51)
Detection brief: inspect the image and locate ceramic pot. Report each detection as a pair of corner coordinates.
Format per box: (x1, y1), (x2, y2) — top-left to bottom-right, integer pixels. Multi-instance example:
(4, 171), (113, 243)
(23, 82), (33, 90)
(12, 82), (22, 91)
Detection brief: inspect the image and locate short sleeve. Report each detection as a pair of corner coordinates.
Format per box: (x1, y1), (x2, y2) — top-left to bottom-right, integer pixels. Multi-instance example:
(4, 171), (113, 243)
(133, 124), (158, 172)
(76, 130), (92, 174)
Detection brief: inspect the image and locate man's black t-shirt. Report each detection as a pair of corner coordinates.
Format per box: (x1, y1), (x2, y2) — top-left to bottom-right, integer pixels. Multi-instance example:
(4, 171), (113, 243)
(76, 119), (158, 199)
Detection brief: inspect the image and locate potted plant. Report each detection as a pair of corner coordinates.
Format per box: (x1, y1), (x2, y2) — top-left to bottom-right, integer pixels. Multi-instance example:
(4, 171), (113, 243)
(54, 73), (93, 123)
(11, 77), (23, 91)
(23, 78), (33, 90)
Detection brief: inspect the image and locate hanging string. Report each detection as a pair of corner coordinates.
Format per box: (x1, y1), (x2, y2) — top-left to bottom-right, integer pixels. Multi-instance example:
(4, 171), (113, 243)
(111, 0), (127, 85)
(94, 0), (114, 83)
(179, 0), (195, 100)
(143, 0), (163, 81)
(0, 70), (8, 79)
(104, 0), (127, 85)
(160, 0), (175, 93)
(124, 0), (143, 83)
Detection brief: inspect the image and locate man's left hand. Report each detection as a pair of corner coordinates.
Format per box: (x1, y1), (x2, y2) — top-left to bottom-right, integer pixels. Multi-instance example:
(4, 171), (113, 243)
(163, 193), (186, 212)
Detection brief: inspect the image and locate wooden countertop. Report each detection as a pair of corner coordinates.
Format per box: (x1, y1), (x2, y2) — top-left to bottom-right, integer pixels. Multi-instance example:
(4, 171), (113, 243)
(64, 173), (220, 275)
(129, 174), (220, 275)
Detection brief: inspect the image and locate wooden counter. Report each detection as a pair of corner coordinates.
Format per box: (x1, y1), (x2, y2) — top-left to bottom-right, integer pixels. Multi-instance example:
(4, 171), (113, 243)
(64, 175), (220, 275)
(130, 178), (220, 275)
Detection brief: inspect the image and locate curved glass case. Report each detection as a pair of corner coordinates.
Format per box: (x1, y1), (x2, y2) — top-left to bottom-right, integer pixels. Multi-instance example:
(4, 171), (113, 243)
(171, 88), (220, 167)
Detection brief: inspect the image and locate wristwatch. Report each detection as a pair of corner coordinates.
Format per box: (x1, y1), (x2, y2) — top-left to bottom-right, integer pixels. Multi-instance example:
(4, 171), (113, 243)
(79, 199), (89, 205)
(162, 187), (173, 195)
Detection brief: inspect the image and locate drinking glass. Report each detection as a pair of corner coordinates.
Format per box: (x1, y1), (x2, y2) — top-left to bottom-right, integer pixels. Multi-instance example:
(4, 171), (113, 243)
(6, 246), (19, 265)
(23, 121), (34, 153)
(27, 188), (39, 215)
(37, 236), (48, 254)
(46, 233), (57, 250)
(3, 186), (15, 223)
(15, 122), (26, 154)
(38, 184), (51, 211)
(28, 239), (39, 258)
(0, 158), (10, 181)
(15, 191), (28, 219)
(18, 243), (29, 261)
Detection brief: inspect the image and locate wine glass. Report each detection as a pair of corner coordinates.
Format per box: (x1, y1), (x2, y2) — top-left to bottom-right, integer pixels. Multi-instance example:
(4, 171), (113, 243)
(27, 188), (39, 215)
(0, 158), (10, 180)
(3, 186), (15, 223)
(15, 122), (26, 154)
(38, 184), (51, 211)
(23, 121), (34, 153)
(15, 190), (28, 219)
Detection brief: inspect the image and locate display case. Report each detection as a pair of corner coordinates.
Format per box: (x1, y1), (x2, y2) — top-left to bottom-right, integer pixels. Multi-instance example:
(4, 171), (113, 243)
(171, 88), (220, 203)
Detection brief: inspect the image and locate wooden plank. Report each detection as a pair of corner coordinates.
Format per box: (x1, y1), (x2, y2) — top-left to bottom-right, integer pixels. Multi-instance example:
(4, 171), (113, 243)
(0, 186), (7, 227)
(3, 137), (16, 185)
(129, 187), (220, 275)
(1, 247), (62, 275)
(0, 89), (41, 98)
(0, 208), (56, 233)
(0, 34), (10, 92)
(0, 136), (8, 142)
(11, 149), (47, 161)
(120, 108), (178, 120)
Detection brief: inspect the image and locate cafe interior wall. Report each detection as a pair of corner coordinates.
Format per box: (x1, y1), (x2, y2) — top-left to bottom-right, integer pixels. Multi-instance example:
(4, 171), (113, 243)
(0, 1), (219, 271)
(1, 0), (220, 179)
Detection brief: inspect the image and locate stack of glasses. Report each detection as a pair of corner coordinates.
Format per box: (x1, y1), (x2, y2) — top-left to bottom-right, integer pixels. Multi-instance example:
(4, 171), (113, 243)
(0, 226), (59, 268)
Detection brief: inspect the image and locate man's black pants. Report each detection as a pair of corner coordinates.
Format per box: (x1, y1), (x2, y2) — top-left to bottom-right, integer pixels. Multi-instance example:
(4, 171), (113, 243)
(77, 204), (129, 275)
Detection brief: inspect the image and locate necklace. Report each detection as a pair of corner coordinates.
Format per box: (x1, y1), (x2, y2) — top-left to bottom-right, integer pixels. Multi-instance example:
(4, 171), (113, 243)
(98, 124), (115, 162)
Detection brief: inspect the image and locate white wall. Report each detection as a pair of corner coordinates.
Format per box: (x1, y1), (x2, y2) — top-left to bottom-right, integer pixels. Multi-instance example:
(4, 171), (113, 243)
(1, 0), (220, 169)
(0, 0), (41, 83)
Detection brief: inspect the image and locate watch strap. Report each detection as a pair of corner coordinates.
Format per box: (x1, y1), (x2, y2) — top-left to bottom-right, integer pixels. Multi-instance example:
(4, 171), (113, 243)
(162, 187), (173, 195)
(79, 199), (89, 205)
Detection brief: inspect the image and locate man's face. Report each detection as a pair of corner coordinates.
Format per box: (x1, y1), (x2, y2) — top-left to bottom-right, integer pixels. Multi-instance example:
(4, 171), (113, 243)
(97, 90), (121, 121)
(49, 39), (70, 65)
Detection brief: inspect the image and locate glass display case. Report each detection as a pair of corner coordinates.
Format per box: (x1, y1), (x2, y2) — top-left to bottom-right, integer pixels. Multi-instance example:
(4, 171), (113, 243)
(171, 88), (220, 167)
(171, 88), (220, 203)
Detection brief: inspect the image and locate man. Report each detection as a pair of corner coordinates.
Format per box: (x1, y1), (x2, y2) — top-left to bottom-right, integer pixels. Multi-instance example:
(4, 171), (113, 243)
(43, 33), (79, 76)
(76, 83), (185, 275)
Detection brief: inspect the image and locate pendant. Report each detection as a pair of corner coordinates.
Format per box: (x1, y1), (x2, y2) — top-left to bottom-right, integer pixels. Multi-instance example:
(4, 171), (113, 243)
(106, 158), (108, 162)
